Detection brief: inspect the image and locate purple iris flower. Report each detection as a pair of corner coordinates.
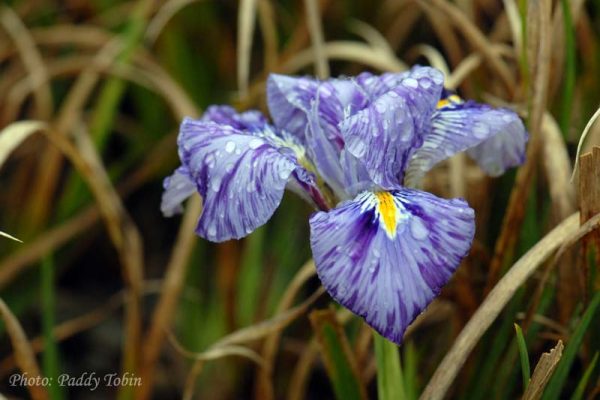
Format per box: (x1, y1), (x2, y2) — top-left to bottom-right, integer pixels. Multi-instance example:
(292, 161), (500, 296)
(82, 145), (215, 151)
(161, 66), (528, 344)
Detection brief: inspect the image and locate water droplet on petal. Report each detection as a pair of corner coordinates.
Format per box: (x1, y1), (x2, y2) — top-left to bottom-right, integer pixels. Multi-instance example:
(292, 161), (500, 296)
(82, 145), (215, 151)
(205, 154), (216, 168)
(410, 218), (428, 240)
(419, 78), (432, 89)
(352, 139), (367, 157)
(278, 169), (290, 180)
(207, 223), (217, 237)
(211, 177), (221, 192)
(403, 78), (418, 88)
(225, 141), (236, 153)
(473, 123), (489, 139)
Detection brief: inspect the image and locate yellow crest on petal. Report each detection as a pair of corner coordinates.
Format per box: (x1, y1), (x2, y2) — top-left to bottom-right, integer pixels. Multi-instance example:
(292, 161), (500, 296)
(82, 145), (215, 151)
(437, 94), (463, 109)
(375, 192), (398, 237)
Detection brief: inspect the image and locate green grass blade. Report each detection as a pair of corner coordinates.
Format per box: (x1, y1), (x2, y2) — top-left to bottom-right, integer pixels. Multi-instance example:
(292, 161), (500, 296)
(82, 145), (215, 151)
(309, 309), (367, 400)
(570, 352), (598, 400)
(542, 290), (600, 400)
(41, 255), (65, 400)
(374, 332), (406, 400)
(559, 0), (576, 138)
(236, 226), (265, 326)
(514, 323), (531, 390)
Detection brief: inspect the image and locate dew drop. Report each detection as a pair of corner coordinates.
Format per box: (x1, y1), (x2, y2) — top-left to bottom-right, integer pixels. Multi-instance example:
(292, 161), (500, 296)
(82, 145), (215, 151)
(207, 223), (217, 237)
(419, 78), (432, 89)
(473, 123), (489, 139)
(278, 169), (290, 180)
(225, 141), (236, 153)
(502, 114), (514, 123)
(351, 139), (367, 157)
(211, 177), (221, 192)
(205, 154), (216, 168)
(403, 78), (419, 88)
(410, 218), (428, 240)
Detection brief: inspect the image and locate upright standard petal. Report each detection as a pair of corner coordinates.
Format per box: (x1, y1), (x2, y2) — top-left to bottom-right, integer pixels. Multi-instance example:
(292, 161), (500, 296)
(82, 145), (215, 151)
(404, 95), (528, 187)
(201, 105), (270, 132)
(178, 117), (316, 242)
(310, 188), (475, 344)
(340, 67), (444, 188)
(267, 74), (319, 140)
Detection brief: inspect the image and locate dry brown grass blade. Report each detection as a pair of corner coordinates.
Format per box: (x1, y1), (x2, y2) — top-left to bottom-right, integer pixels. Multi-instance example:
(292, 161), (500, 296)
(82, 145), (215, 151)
(502, 0), (523, 59)
(238, 0), (258, 97)
(542, 114), (576, 219)
(579, 148), (600, 295)
(29, 122), (145, 385)
(177, 343), (264, 400)
(522, 340), (564, 400)
(256, 260), (317, 400)
(304, 0), (329, 78)
(169, 332), (265, 366)
(30, 24), (111, 49)
(257, 0), (278, 72)
(0, 231), (22, 242)
(0, 6), (52, 120)
(541, 113), (579, 322)
(282, 41), (407, 73)
(382, 2), (422, 51)
(136, 195), (202, 400)
(446, 53), (482, 90)
(214, 286), (325, 350)
(0, 298), (48, 400)
(416, 1), (463, 70)
(0, 281), (163, 378)
(145, 0), (205, 45)
(485, 0), (552, 293)
(183, 286), (324, 400)
(309, 309), (368, 400)
(287, 339), (319, 400)
(286, 308), (354, 400)
(571, 106), (600, 182)
(0, 129), (177, 290)
(347, 19), (396, 58)
(527, 0), (552, 140)
(408, 44), (450, 77)
(0, 207), (99, 289)
(420, 213), (580, 400)
(421, 0), (515, 94)
(0, 120), (46, 170)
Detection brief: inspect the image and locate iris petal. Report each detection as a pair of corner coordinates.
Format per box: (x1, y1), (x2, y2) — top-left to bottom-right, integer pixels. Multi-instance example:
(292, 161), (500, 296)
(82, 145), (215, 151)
(160, 166), (196, 217)
(202, 105), (270, 132)
(310, 187), (475, 344)
(267, 75), (319, 140)
(340, 66), (444, 188)
(174, 115), (319, 242)
(404, 98), (528, 187)
(269, 74), (371, 198)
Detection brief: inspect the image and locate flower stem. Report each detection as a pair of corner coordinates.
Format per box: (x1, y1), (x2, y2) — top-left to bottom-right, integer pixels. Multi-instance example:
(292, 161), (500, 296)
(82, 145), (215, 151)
(374, 331), (407, 400)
